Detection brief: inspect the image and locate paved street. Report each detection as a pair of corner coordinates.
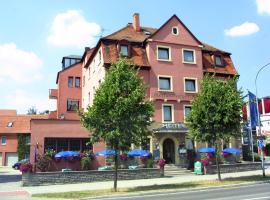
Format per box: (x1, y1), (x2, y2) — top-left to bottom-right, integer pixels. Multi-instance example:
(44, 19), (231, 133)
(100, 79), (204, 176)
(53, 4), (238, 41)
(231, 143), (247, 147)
(92, 182), (270, 200)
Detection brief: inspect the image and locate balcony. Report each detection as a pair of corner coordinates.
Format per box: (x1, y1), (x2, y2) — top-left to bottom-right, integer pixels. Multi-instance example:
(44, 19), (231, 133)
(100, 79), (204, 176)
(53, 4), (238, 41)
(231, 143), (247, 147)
(49, 89), (58, 99)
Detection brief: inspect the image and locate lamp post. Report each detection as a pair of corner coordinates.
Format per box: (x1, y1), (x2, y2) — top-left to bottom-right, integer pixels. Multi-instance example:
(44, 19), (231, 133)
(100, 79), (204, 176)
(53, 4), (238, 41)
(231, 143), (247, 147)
(255, 62), (270, 177)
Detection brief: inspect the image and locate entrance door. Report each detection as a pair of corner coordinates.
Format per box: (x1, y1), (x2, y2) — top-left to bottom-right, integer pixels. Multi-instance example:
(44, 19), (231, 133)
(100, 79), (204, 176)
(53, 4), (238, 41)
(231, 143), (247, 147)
(163, 138), (175, 164)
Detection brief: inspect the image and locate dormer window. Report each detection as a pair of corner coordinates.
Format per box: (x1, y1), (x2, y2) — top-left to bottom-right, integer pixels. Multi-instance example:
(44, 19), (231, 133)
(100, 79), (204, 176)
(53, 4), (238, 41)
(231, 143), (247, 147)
(172, 27), (178, 35)
(120, 45), (129, 57)
(215, 55), (223, 66)
(7, 122), (13, 128)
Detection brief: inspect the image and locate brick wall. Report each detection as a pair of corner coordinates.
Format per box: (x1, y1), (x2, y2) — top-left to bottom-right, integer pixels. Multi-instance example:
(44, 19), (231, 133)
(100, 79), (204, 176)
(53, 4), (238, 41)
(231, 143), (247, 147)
(22, 168), (161, 186)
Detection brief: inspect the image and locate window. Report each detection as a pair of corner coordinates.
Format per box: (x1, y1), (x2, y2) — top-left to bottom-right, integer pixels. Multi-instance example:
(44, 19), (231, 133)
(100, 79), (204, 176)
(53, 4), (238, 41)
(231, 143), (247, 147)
(157, 46), (170, 61)
(141, 138), (151, 151)
(57, 139), (69, 151)
(183, 49), (196, 64)
(67, 99), (79, 111)
(172, 27), (178, 35)
(44, 138), (92, 153)
(184, 105), (192, 120)
(75, 77), (80, 88)
(1, 136), (7, 145)
(68, 77), (73, 87)
(69, 139), (81, 151)
(215, 55), (223, 66)
(7, 122), (13, 128)
(184, 78), (197, 93)
(158, 76), (172, 91)
(163, 105), (173, 122)
(25, 135), (31, 145)
(120, 45), (129, 57)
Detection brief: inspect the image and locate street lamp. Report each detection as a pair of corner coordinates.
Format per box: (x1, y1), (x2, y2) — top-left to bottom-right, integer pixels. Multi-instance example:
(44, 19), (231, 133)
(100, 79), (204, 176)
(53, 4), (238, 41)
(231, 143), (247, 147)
(255, 62), (270, 177)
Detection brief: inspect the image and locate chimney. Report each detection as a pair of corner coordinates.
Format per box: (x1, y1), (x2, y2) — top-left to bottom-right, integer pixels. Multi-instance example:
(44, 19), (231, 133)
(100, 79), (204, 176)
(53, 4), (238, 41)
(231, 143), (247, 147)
(133, 13), (140, 32)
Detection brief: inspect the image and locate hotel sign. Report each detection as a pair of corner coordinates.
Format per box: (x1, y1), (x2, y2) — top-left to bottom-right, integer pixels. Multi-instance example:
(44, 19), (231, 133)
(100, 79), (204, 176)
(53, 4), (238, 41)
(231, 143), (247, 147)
(153, 123), (188, 133)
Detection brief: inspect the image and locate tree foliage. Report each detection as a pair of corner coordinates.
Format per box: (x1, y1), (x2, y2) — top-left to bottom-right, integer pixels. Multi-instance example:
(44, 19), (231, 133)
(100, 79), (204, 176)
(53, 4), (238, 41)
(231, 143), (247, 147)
(27, 106), (37, 115)
(186, 75), (244, 180)
(17, 134), (30, 161)
(80, 58), (154, 190)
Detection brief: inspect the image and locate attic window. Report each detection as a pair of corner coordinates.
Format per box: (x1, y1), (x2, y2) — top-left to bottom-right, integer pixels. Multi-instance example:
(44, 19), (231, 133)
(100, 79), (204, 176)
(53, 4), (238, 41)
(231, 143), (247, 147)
(215, 55), (223, 66)
(144, 31), (151, 36)
(172, 27), (178, 35)
(7, 122), (13, 128)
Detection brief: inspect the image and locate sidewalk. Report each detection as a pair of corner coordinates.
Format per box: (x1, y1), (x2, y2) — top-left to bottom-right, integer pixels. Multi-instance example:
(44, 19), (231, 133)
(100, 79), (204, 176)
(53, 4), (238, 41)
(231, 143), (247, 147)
(24, 168), (270, 195)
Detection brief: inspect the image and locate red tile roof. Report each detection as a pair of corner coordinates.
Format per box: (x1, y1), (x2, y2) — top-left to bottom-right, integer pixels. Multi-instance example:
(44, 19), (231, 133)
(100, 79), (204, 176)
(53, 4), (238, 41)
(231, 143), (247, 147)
(202, 44), (238, 76)
(0, 114), (48, 134)
(101, 42), (150, 67)
(88, 16), (238, 76)
(103, 24), (157, 43)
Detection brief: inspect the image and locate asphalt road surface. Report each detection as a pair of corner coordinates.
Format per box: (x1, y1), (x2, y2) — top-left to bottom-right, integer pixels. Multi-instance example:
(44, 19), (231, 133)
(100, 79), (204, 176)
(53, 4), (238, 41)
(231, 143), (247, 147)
(92, 182), (270, 200)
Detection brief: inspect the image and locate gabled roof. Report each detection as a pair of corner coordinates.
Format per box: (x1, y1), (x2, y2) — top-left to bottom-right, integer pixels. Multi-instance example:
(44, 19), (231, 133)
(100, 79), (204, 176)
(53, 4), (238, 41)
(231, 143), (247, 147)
(147, 14), (202, 45)
(103, 24), (157, 43)
(202, 43), (230, 55)
(0, 114), (48, 134)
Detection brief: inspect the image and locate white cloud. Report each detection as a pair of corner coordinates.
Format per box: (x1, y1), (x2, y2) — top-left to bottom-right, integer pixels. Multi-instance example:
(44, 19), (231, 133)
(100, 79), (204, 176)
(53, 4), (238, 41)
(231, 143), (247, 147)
(0, 43), (43, 84)
(47, 10), (101, 48)
(225, 22), (260, 37)
(4, 89), (56, 114)
(256, 0), (270, 15)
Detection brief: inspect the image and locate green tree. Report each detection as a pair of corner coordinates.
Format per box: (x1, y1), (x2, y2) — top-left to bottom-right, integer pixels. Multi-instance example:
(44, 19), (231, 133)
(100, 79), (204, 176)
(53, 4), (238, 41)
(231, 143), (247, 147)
(27, 106), (37, 115)
(17, 134), (30, 161)
(186, 75), (244, 180)
(80, 58), (154, 191)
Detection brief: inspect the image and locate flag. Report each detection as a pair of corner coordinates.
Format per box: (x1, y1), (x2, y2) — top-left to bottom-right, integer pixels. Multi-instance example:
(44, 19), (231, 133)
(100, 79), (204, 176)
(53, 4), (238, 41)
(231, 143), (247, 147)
(248, 91), (258, 129)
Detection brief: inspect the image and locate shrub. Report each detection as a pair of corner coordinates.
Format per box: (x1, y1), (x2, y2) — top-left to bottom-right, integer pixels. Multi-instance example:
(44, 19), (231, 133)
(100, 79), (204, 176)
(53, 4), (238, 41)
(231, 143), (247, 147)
(146, 159), (155, 168)
(20, 162), (32, 173)
(36, 155), (52, 172)
(157, 159), (166, 168)
(81, 157), (91, 170)
(45, 149), (56, 158)
(120, 154), (128, 161)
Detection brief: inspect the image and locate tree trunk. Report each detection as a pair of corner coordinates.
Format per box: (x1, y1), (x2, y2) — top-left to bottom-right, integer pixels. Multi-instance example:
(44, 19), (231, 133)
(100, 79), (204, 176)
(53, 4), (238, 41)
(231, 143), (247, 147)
(113, 149), (118, 192)
(215, 143), (222, 181)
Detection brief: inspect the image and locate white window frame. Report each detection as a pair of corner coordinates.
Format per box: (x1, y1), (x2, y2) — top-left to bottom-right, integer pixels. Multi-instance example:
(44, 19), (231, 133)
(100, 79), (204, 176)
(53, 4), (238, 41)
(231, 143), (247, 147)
(157, 45), (171, 61)
(158, 75), (173, 92)
(1, 136), (7, 145)
(162, 104), (174, 123)
(184, 77), (198, 93)
(183, 105), (192, 122)
(182, 48), (196, 64)
(172, 26), (179, 35)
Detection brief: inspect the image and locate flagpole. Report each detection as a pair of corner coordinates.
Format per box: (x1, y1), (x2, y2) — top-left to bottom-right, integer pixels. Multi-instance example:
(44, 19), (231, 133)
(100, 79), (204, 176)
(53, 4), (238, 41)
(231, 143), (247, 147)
(255, 62), (270, 177)
(247, 94), (255, 162)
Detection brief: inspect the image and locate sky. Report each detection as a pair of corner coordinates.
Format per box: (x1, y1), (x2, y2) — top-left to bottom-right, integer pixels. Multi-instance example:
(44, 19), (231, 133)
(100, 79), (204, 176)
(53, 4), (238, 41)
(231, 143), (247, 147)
(0, 0), (270, 114)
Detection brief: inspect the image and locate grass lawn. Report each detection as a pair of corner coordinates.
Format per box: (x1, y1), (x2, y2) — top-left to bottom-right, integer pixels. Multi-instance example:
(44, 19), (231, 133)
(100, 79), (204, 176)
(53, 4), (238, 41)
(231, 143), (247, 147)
(32, 175), (270, 199)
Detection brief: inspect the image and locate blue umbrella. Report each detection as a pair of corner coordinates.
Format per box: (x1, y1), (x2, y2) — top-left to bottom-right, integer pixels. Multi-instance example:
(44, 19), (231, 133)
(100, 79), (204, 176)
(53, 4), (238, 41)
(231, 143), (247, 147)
(222, 148), (241, 154)
(55, 151), (80, 158)
(127, 149), (150, 157)
(96, 150), (116, 156)
(198, 147), (215, 153)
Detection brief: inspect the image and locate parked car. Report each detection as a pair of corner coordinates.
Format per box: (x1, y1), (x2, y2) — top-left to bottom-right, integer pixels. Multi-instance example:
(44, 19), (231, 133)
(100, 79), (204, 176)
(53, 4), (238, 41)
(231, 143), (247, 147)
(12, 159), (29, 170)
